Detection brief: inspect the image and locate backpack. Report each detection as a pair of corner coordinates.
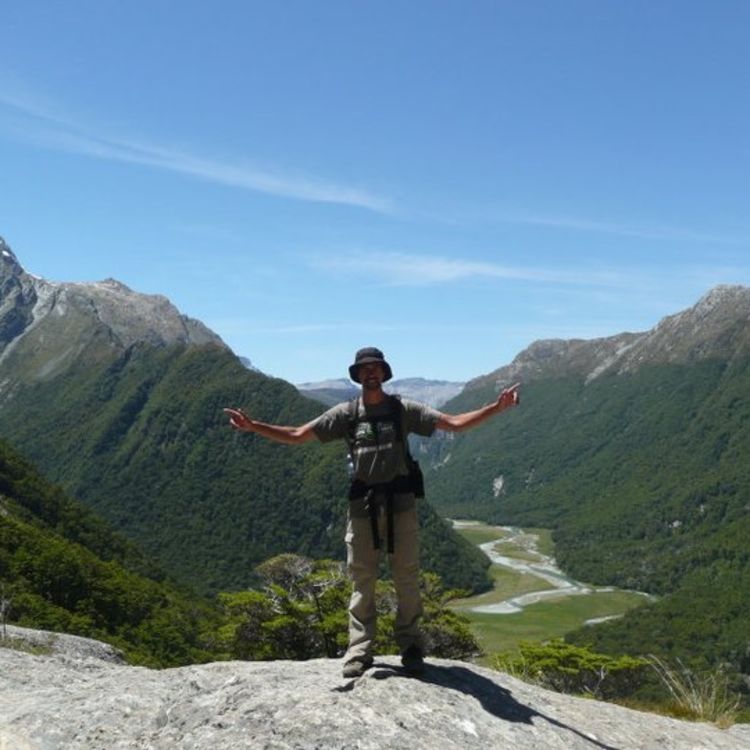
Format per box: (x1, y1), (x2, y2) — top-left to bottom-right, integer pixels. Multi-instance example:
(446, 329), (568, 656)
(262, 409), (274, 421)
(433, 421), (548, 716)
(345, 394), (424, 498)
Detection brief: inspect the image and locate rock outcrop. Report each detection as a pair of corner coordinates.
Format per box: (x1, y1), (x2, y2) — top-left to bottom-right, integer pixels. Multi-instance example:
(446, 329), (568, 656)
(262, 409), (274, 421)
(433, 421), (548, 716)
(1, 624), (125, 664)
(1, 629), (748, 749)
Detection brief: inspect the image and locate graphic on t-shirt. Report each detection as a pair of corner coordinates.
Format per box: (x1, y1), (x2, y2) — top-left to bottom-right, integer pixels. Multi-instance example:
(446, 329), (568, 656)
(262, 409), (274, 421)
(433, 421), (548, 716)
(354, 420), (396, 444)
(352, 419), (399, 459)
(355, 423), (376, 441)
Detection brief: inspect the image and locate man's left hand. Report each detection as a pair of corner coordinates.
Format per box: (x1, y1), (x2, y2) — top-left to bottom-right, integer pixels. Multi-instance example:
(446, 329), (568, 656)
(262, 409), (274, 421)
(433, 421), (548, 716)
(496, 383), (521, 411)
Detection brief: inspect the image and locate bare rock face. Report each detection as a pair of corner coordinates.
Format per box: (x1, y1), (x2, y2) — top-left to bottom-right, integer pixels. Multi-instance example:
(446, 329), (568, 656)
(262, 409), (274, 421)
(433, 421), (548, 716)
(609, 285), (750, 373)
(1, 635), (748, 750)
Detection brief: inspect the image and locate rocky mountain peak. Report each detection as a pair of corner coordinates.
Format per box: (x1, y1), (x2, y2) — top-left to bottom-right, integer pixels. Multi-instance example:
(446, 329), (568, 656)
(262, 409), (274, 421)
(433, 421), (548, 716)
(0, 237), (227, 389)
(98, 277), (134, 293)
(463, 332), (640, 394)
(0, 237), (24, 278)
(461, 284), (750, 393)
(657, 285), (750, 334)
(608, 284), (750, 375)
(695, 283), (750, 310)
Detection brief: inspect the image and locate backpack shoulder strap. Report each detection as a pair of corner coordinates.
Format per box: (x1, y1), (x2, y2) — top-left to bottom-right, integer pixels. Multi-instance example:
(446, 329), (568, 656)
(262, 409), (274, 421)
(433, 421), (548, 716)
(389, 395), (424, 498)
(346, 396), (360, 442)
(386, 394), (413, 459)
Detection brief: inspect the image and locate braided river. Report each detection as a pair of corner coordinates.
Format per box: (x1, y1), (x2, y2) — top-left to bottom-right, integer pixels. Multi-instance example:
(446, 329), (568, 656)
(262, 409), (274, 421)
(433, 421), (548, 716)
(452, 521), (654, 626)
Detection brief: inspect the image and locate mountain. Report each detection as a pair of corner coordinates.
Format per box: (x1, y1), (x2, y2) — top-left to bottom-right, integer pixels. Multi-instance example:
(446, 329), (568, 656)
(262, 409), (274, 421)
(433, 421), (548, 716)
(0, 238), (222, 399)
(0, 237), (489, 595)
(388, 377), (466, 408)
(457, 285), (750, 394)
(425, 285), (750, 680)
(3, 635), (749, 749)
(297, 377), (465, 408)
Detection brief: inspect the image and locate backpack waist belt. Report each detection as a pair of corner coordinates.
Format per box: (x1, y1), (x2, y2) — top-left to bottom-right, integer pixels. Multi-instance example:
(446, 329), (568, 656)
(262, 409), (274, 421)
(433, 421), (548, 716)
(349, 476), (415, 553)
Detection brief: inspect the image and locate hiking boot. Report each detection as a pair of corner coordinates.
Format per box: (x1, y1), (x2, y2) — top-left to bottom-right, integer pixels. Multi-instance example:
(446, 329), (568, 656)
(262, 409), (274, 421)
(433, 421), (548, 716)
(342, 657), (373, 678)
(401, 645), (425, 675)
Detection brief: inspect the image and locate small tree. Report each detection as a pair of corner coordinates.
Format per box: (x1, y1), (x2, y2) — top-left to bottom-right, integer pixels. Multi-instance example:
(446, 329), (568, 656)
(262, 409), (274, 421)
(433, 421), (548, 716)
(220, 556), (351, 660)
(255, 554), (315, 595)
(420, 572), (481, 660)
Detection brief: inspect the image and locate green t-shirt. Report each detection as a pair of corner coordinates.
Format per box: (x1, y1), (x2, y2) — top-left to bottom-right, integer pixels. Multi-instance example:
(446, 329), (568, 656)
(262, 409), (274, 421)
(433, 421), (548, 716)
(312, 396), (440, 487)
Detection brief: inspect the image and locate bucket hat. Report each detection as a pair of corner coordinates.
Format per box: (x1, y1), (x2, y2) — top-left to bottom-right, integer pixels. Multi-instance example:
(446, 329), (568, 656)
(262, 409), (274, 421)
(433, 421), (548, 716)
(348, 347), (393, 383)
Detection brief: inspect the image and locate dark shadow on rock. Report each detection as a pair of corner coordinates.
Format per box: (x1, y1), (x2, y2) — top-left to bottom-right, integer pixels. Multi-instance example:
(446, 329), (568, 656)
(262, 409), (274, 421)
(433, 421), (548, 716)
(363, 663), (622, 750)
(332, 679), (357, 693)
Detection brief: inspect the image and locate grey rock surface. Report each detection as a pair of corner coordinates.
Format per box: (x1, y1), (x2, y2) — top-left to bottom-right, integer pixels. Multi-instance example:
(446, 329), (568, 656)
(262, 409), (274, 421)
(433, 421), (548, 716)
(2, 624), (125, 664)
(1, 640), (748, 750)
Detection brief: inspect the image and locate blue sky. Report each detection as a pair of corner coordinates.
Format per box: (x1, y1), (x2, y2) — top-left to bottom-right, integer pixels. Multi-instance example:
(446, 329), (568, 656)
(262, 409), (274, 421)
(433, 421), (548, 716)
(1, 1), (749, 383)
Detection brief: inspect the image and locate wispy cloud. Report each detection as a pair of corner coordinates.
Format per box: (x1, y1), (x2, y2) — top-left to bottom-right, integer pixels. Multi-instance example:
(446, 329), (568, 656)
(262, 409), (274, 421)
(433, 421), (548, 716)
(0, 92), (390, 213)
(502, 213), (747, 245)
(309, 251), (623, 288)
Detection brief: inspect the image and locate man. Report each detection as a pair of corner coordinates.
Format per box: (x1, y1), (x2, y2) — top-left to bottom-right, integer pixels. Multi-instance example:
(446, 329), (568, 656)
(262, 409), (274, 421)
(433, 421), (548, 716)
(224, 347), (520, 678)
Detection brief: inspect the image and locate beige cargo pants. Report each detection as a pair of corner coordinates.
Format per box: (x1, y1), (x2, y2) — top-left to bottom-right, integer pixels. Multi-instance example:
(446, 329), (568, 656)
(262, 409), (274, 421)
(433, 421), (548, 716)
(344, 500), (423, 664)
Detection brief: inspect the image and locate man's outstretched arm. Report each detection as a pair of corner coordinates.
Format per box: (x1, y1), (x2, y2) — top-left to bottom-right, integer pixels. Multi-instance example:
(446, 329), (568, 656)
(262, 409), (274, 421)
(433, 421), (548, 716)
(223, 408), (318, 445)
(436, 382), (520, 433)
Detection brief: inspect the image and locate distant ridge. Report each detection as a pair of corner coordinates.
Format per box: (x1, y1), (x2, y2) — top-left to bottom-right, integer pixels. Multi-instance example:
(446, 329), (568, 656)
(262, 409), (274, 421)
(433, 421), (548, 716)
(298, 377), (465, 408)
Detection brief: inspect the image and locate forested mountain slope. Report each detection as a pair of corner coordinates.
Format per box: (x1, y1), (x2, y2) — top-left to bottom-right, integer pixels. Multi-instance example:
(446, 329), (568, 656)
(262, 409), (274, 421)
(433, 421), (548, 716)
(426, 286), (750, 676)
(0, 439), (218, 666)
(0, 239), (488, 594)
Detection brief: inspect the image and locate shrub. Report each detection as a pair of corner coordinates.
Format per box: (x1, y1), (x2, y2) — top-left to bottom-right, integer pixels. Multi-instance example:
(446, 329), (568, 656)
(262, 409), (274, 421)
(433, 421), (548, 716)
(492, 640), (649, 700)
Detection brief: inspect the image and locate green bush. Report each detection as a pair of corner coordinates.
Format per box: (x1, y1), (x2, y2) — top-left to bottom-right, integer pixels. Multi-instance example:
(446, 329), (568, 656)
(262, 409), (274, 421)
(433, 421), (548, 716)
(492, 640), (649, 700)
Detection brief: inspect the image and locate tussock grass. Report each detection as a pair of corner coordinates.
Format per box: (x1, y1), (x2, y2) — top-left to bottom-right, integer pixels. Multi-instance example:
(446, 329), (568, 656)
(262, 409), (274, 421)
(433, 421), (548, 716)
(647, 655), (740, 726)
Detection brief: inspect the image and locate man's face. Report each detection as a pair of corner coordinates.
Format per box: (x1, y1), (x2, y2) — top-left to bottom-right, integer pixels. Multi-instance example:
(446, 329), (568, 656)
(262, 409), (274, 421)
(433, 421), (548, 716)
(358, 362), (385, 390)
